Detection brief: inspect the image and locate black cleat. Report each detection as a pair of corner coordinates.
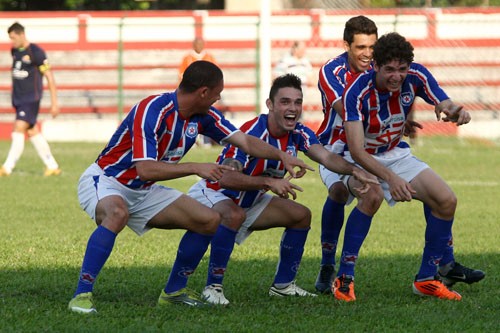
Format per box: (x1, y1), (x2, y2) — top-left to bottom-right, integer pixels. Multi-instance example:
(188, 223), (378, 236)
(314, 264), (335, 294)
(438, 262), (485, 287)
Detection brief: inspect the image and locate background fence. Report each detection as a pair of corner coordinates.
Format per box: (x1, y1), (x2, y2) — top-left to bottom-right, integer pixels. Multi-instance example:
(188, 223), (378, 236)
(0, 8), (499, 141)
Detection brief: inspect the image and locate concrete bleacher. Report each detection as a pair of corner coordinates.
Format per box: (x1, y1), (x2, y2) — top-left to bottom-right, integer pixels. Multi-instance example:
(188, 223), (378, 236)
(0, 45), (499, 141)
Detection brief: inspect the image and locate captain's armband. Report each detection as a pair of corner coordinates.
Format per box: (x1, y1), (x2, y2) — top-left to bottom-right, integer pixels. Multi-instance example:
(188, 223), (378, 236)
(38, 60), (51, 74)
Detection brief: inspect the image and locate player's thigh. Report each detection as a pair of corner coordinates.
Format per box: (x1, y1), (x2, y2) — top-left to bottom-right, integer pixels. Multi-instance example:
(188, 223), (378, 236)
(147, 194), (220, 234)
(252, 197), (311, 230)
(411, 168), (457, 214)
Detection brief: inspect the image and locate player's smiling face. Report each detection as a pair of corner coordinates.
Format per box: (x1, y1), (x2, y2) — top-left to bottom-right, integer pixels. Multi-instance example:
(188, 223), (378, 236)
(199, 79), (224, 114)
(267, 87), (303, 137)
(345, 33), (377, 73)
(374, 59), (410, 92)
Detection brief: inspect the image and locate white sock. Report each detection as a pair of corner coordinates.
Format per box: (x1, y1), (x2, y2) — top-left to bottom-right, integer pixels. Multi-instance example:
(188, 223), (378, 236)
(30, 133), (59, 170)
(2, 132), (25, 172)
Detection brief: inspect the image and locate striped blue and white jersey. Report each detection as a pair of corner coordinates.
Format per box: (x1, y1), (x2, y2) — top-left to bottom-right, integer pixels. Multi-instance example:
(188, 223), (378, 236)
(316, 52), (369, 146)
(341, 63), (449, 155)
(206, 114), (319, 208)
(96, 91), (238, 189)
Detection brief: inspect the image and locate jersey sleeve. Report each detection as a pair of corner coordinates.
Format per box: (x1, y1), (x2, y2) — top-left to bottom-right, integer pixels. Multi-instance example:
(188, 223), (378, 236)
(31, 44), (50, 74)
(410, 63), (450, 105)
(295, 123), (320, 153)
(342, 72), (371, 122)
(318, 59), (347, 108)
(200, 108), (239, 145)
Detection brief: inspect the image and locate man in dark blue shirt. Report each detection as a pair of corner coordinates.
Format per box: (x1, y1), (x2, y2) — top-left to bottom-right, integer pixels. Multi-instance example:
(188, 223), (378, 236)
(0, 22), (61, 177)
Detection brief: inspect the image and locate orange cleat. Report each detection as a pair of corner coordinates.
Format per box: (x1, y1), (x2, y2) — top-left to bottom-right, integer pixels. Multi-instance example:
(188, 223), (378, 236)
(332, 274), (356, 302)
(412, 276), (462, 301)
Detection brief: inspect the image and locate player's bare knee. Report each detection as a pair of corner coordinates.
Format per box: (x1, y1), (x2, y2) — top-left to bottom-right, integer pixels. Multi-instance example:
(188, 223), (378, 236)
(328, 182), (349, 203)
(436, 193), (457, 218)
(292, 205), (311, 229)
(220, 206), (246, 231)
(358, 186), (383, 215)
(198, 210), (221, 235)
(98, 206), (129, 232)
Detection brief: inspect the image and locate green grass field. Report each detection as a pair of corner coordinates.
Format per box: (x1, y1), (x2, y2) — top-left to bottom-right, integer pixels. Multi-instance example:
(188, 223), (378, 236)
(0, 137), (498, 332)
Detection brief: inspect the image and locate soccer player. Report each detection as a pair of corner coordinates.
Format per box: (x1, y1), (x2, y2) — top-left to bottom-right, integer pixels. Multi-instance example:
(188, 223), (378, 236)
(314, 16), (423, 293)
(314, 15), (379, 293)
(0, 22), (61, 177)
(332, 32), (484, 302)
(187, 74), (376, 305)
(68, 61), (313, 314)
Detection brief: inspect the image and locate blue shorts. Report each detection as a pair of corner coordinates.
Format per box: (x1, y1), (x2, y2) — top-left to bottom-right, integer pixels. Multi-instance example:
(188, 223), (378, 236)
(14, 101), (41, 128)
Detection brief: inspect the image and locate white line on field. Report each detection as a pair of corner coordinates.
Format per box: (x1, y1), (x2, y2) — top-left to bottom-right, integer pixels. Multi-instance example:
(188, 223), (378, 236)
(447, 180), (499, 186)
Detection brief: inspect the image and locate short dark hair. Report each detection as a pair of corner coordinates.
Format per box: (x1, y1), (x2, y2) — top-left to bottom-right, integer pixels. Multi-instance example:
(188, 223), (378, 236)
(343, 15), (378, 45)
(179, 60), (223, 93)
(269, 73), (302, 101)
(8, 22), (24, 34)
(373, 32), (414, 67)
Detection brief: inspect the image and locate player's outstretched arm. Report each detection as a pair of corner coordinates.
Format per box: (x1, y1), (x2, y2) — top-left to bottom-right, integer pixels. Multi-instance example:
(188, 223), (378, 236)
(226, 132), (314, 178)
(135, 160), (233, 182)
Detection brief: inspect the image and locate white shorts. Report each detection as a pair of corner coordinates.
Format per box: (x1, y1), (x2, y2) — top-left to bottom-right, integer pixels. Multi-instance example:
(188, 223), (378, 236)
(319, 143), (345, 191)
(188, 181), (273, 244)
(78, 163), (183, 236)
(341, 147), (429, 206)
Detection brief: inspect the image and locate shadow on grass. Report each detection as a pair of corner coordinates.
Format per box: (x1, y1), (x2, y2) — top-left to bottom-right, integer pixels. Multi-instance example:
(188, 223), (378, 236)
(0, 253), (496, 330)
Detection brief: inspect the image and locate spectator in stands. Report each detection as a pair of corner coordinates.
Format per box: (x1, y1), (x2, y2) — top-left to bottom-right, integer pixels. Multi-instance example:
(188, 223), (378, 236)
(273, 41), (314, 95)
(178, 37), (225, 147)
(0, 22), (61, 177)
(178, 37), (217, 81)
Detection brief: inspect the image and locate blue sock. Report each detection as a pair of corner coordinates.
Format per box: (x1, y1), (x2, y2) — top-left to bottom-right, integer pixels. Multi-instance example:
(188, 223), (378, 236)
(417, 205), (453, 280)
(74, 225), (116, 297)
(337, 207), (372, 277)
(423, 203), (455, 268)
(206, 224), (237, 286)
(273, 228), (309, 285)
(320, 198), (345, 266)
(164, 231), (212, 293)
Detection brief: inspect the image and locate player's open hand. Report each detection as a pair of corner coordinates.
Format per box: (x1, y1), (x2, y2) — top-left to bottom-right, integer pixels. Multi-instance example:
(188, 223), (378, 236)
(198, 163), (234, 182)
(269, 175), (303, 200)
(435, 100), (470, 126)
(403, 119), (423, 137)
(387, 174), (416, 202)
(351, 169), (379, 194)
(50, 104), (60, 119)
(280, 152), (314, 178)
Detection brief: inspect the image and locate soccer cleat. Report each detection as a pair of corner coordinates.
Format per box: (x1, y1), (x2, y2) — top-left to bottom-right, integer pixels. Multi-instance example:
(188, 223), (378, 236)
(158, 288), (207, 307)
(438, 262), (485, 287)
(68, 292), (97, 314)
(0, 167), (11, 177)
(269, 280), (317, 297)
(44, 168), (62, 176)
(201, 284), (230, 305)
(412, 276), (462, 301)
(315, 264), (335, 294)
(332, 274), (356, 302)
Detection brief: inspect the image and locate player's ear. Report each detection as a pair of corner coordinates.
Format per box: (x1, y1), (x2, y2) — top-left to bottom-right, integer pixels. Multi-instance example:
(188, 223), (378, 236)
(198, 86), (209, 98)
(266, 98), (273, 111)
(343, 40), (350, 52)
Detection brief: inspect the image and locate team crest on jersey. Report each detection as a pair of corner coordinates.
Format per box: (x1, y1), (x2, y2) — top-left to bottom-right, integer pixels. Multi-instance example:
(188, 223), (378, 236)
(400, 92), (413, 106)
(286, 145), (297, 156)
(21, 55), (32, 64)
(186, 123), (198, 138)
